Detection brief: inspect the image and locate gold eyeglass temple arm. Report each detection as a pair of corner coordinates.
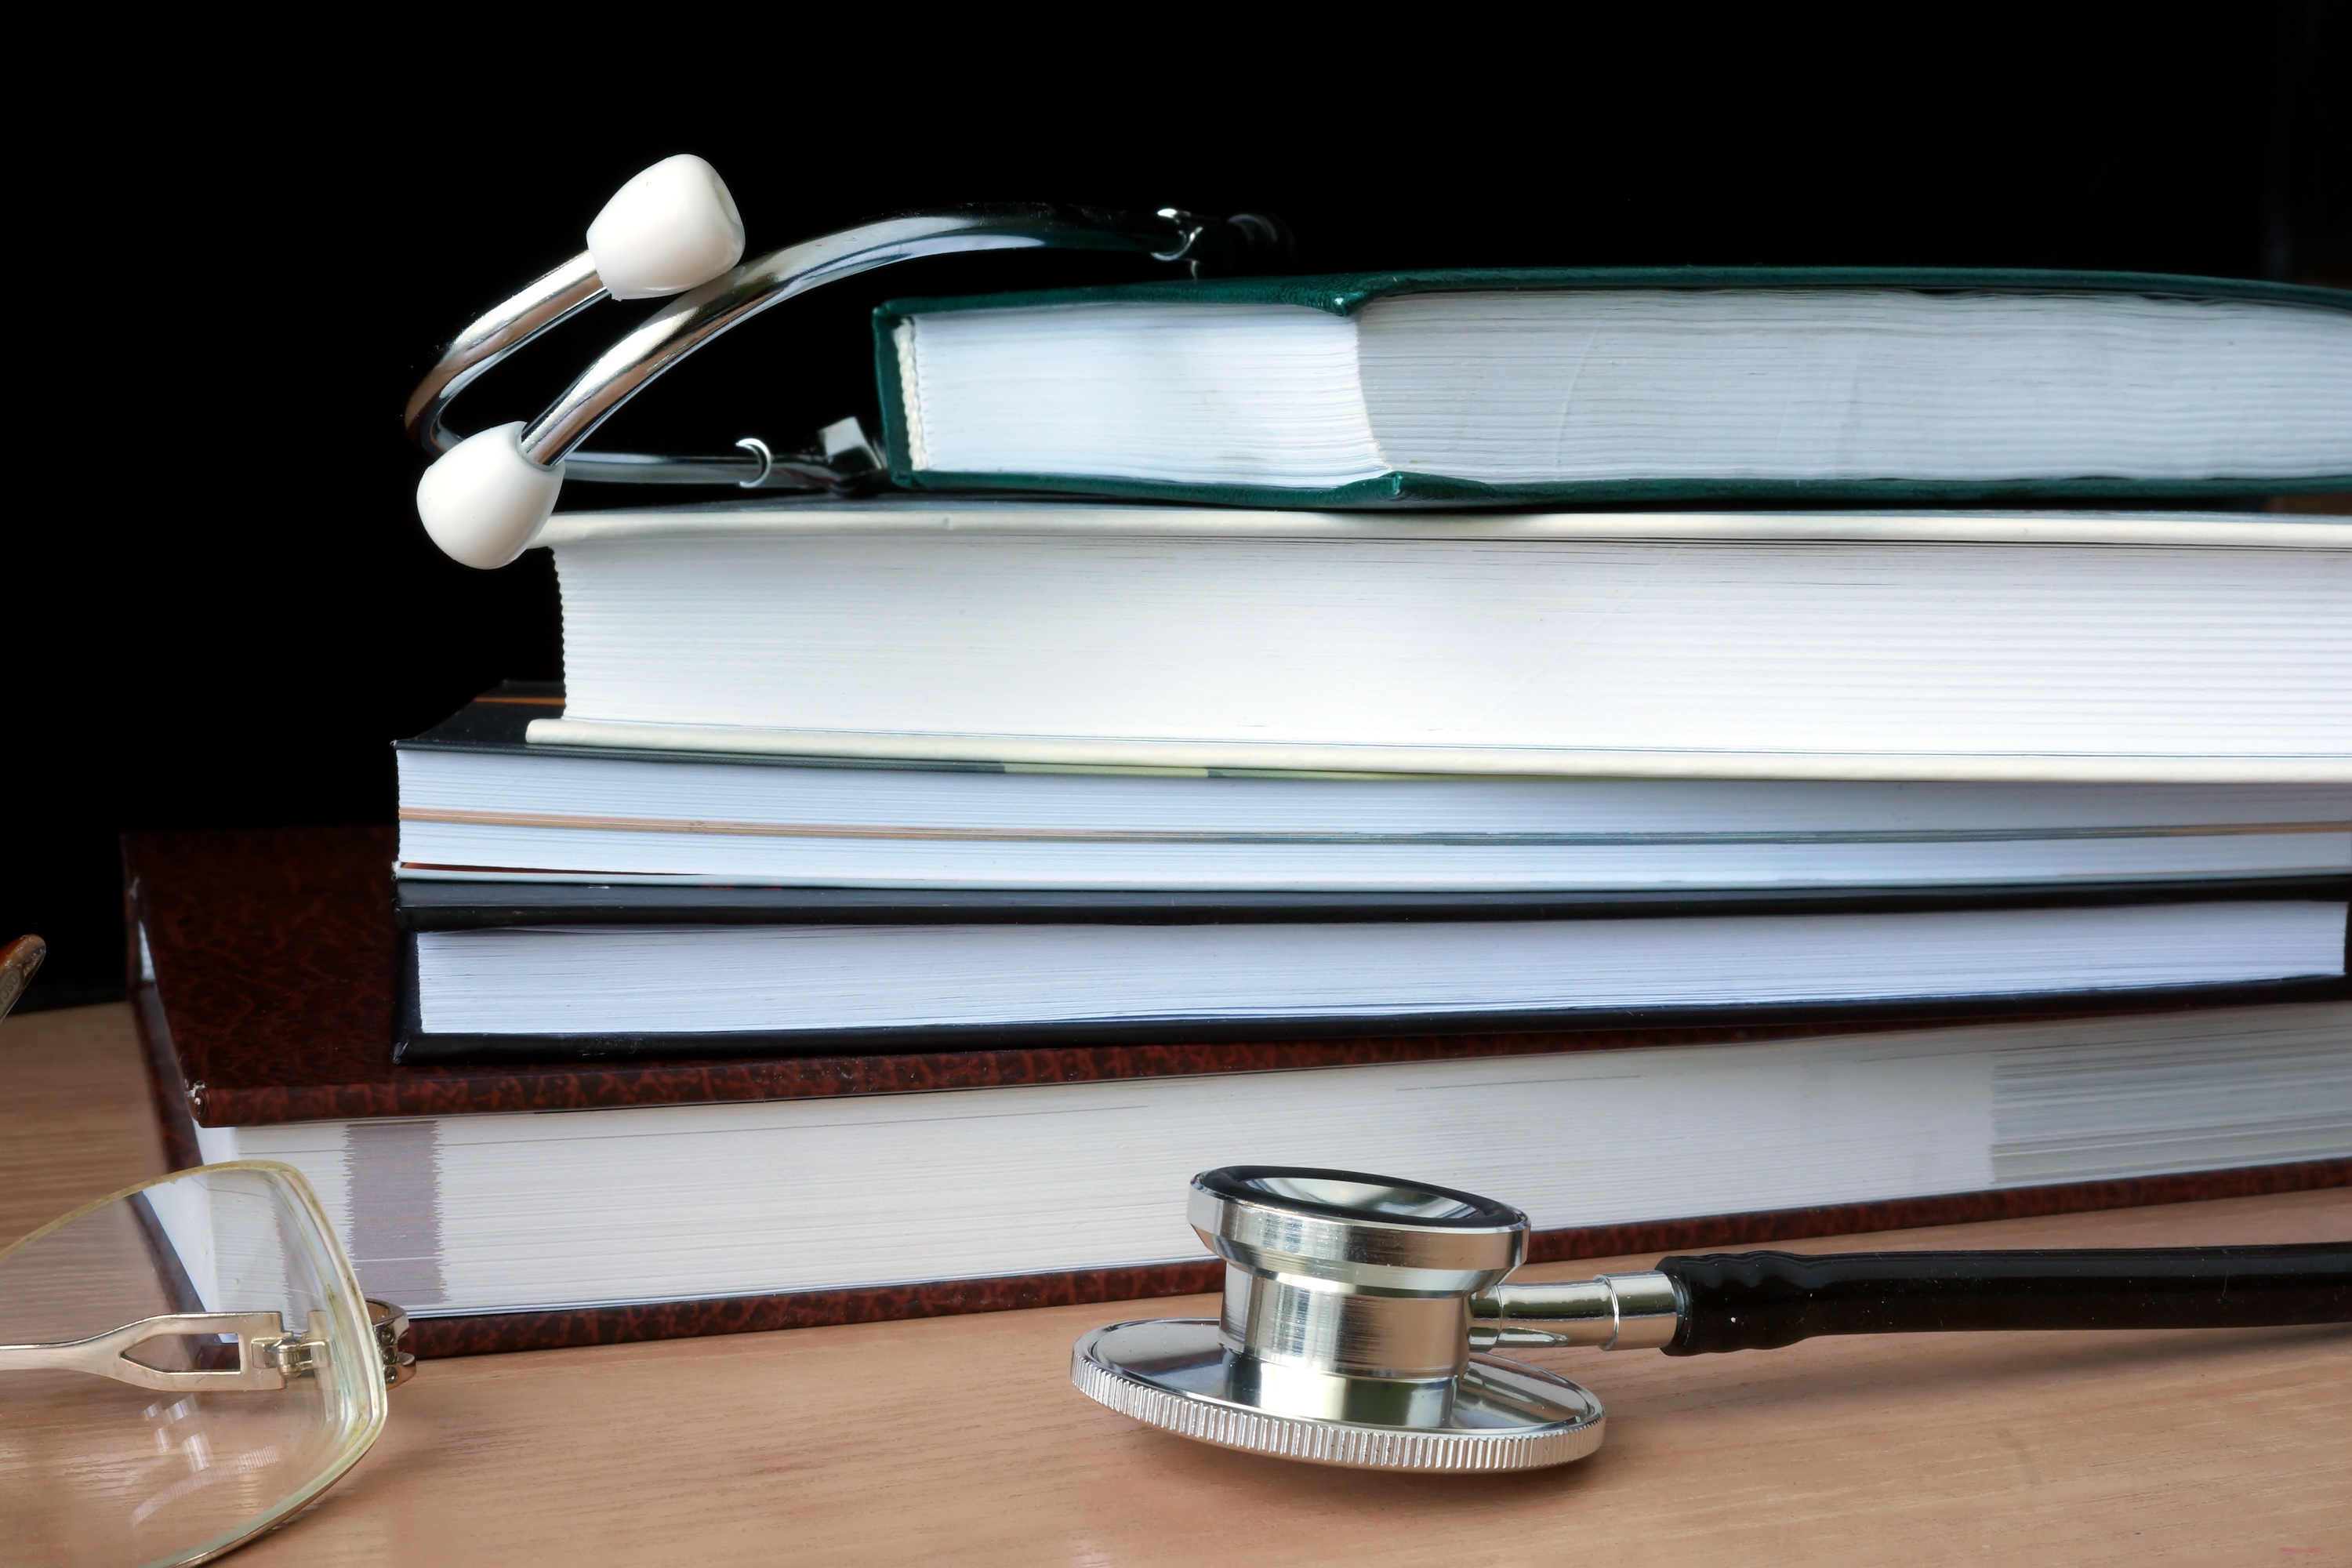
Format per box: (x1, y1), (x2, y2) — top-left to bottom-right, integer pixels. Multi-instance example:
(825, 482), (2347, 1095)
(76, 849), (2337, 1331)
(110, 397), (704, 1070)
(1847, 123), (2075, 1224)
(0, 1300), (415, 1392)
(0, 1310), (325, 1392)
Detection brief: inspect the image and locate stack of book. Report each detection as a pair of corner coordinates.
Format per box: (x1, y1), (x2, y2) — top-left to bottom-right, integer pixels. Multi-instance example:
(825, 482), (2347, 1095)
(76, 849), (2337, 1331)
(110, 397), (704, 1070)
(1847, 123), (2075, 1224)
(133, 267), (2351, 1357)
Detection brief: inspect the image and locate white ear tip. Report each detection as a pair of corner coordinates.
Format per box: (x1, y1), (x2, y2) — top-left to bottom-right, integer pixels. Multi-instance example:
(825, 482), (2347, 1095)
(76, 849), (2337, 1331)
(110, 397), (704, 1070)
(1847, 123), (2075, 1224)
(416, 423), (563, 568)
(585, 154), (746, 300)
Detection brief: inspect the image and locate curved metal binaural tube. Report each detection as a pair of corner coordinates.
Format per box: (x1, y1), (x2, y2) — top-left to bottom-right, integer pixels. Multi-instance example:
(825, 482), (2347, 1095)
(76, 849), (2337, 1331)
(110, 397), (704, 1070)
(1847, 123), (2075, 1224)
(404, 251), (606, 459)
(408, 204), (1292, 489)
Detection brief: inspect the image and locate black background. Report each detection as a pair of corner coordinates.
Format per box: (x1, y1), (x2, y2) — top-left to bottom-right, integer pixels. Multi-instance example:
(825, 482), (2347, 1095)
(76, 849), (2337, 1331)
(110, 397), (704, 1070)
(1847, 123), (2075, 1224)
(7, 9), (2347, 1006)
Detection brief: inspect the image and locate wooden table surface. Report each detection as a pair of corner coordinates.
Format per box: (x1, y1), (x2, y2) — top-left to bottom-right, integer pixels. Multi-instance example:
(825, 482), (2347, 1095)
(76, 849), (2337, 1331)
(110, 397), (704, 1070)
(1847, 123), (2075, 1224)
(5, 1002), (2348, 1564)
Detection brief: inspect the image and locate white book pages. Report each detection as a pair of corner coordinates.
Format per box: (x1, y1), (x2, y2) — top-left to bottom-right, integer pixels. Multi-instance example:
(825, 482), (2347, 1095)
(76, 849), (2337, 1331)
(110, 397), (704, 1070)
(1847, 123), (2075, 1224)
(221, 1002), (2352, 1315)
(1358, 290), (2352, 483)
(540, 528), (2352, 779)
(411, 900), (2347, 1036)
(898, 305), (1384, 485)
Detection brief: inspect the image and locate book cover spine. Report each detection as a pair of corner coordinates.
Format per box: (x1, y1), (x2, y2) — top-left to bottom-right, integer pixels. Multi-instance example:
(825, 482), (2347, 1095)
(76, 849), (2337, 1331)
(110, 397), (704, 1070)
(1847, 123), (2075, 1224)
(873, 310), (915, 486)
(123, 849), (203, 1174)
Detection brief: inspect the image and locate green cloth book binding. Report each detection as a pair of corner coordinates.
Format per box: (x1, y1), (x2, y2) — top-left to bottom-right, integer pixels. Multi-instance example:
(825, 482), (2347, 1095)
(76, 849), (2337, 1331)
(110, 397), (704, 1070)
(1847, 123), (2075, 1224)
(872, 268), (2352, 508)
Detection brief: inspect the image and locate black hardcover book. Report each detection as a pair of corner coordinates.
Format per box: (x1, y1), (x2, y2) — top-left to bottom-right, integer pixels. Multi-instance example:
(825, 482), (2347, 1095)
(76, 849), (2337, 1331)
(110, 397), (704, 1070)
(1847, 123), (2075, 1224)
(393, 873), (2351, 1063)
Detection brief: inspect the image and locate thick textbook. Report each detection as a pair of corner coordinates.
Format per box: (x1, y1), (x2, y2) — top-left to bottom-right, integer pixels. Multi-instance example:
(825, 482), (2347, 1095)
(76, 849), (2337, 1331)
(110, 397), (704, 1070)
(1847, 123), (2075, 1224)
(397, 688), (2352, 888)
(873, 268), (2352, 506)
(129, 828), (2352, 1356)
(520, 502), (2352, 782)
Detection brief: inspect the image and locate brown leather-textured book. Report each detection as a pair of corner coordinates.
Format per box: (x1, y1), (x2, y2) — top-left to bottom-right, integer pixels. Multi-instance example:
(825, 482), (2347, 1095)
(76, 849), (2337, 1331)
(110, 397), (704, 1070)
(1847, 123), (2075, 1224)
(125, 826), (2352, 1359)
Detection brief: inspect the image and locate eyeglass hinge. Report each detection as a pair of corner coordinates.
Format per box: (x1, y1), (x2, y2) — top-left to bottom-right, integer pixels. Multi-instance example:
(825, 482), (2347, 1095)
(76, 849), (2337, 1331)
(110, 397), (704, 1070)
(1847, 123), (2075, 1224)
(260, 1322), (329, 1377)
(368, 1299), (418, 1388)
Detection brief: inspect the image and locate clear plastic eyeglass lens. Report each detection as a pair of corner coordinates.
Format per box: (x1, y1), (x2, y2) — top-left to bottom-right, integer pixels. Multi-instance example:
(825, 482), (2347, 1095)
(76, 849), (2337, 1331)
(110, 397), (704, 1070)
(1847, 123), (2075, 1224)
(0, 1163), (389, 1566)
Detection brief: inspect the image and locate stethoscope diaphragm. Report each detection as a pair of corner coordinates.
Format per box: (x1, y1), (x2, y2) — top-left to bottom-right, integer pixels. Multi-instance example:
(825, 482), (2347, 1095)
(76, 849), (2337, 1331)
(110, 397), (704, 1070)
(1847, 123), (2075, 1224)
(1074, 1317), (1606, 1472)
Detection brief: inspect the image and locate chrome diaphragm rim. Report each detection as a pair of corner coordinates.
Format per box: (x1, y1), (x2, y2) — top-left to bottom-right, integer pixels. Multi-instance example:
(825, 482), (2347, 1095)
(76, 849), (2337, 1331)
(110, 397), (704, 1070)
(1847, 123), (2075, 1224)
(1070, 1318), (1606, 1473)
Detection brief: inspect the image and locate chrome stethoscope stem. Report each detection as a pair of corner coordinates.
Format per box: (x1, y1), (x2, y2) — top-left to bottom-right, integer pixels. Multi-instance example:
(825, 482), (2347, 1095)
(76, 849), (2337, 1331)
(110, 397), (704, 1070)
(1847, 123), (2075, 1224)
(1468, 1272), (1684, 1352)
(404, 250), (606, 460)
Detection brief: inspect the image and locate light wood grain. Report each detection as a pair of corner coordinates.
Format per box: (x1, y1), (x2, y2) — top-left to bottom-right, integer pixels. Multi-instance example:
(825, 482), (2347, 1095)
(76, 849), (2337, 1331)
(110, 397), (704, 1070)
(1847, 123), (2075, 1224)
(6, 1005), (2347, 1564)
(0, 1002), (167, 1249)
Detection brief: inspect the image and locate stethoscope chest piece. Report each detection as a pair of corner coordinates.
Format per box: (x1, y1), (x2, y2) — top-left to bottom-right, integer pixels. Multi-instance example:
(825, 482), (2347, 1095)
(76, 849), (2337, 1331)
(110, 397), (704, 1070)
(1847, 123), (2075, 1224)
(1073, 1318), (1606, 1472)
(1069, 1167), (1609, 1472)
(1076, 1165), (2352, 1475)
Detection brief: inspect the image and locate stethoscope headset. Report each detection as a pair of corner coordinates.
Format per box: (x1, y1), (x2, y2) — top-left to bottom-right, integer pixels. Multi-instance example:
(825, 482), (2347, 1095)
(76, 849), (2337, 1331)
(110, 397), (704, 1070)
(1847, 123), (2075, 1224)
(408, 159), (2352, 1475)
(405, 154), (1290, 570)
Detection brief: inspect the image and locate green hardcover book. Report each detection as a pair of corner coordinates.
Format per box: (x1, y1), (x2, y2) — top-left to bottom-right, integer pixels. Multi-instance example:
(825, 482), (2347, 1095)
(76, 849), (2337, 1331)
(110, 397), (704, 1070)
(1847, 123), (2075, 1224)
(872, 268), (2352, 508)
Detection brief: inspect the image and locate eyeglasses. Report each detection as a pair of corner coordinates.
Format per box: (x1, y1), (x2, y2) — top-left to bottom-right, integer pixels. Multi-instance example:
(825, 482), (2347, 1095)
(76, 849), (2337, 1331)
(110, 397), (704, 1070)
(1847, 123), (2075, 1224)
(2, 934), (410, 1564)
(0, 1160), (414, 1566)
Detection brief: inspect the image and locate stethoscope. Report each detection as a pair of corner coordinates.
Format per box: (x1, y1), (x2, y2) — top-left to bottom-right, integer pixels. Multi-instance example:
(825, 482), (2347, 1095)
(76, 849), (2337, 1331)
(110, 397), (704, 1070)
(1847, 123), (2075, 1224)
(407, 178), (2352, 1474)
(1072, 1167), (2352, 1472)
(405, 154), (1290, 570)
